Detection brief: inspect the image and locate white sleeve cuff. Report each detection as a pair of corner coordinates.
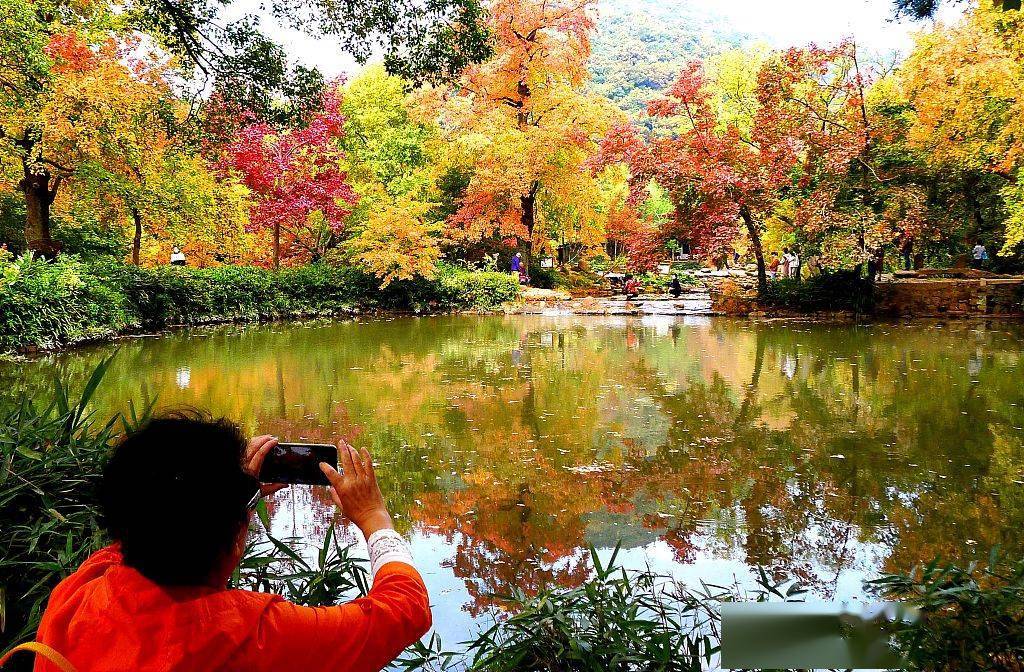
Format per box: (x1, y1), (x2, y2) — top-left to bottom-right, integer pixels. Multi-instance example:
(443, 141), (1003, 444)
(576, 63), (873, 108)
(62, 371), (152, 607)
(366, 528), (414, 577)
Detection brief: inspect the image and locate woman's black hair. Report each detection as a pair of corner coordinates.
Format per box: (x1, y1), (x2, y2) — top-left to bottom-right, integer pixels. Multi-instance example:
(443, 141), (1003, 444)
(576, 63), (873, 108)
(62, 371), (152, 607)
(99, 410), (259, 586)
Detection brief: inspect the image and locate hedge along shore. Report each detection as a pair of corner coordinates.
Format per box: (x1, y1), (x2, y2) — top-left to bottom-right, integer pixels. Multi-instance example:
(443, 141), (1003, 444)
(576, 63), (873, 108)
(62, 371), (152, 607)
(0, 254), (520, 354)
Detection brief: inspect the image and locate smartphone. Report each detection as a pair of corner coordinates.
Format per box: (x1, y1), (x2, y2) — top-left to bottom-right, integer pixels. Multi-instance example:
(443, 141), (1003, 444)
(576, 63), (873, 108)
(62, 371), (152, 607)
(259, 442), (337, 486)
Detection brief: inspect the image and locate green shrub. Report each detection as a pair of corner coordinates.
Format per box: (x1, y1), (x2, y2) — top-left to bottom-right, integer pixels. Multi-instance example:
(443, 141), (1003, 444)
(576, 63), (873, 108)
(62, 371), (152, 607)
(527, 263), (558, 289)
(53, 219), (128, 260)
(0, 195), (26, 256)
(0, 255), (135, 351)
(401, 547), (810, 672)
(435, 264), (519, 310)
(277, 264), (368, 315)
(759, 270), (875, 313)
(0, 256), (520, 353)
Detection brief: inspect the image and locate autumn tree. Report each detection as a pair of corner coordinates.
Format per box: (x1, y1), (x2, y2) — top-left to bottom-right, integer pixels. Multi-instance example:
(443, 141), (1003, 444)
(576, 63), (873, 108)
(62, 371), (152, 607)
(1, 6), (216, 258)
(899, 4), (1024, 256)
(221, 88), (356, 267)
(758, 42), (942, 274)
(600, 51), (792, 292)
(38, 32), (184, 265)
(440, 0), (619, 260)
(339, 67), (442, 285)
(0, 2), (100, 255)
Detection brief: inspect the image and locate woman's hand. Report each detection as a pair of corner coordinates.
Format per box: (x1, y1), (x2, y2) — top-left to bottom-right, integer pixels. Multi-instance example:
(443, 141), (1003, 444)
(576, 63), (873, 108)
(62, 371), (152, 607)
(245, 435), (287, 497)
(319, 440), (393, 538)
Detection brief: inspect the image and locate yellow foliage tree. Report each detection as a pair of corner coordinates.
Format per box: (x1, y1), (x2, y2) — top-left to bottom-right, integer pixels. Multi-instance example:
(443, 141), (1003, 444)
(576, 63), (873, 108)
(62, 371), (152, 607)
(437, 0), (621, 259)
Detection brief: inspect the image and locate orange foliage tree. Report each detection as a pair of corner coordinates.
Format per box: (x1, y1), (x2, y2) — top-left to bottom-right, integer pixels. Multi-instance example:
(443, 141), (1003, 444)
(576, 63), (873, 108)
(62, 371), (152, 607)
(438, 0), (618, 259)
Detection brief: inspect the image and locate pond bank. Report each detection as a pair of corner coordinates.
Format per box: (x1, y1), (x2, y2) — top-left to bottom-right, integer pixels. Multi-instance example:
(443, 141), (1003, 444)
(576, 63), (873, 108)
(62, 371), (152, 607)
(702, 274), (1024, 319)
(0, 256), (519, 355)
(513, 275), (1024, 320)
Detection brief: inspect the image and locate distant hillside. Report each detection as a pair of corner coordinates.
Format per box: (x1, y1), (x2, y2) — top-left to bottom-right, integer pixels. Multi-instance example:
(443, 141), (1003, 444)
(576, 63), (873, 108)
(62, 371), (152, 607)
(589, 0), (757, 128)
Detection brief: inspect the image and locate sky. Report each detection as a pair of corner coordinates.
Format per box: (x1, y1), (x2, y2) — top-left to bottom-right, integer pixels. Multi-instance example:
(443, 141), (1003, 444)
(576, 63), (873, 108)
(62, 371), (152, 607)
(241, 0), (967, 79)
(709, 0), (965, 52)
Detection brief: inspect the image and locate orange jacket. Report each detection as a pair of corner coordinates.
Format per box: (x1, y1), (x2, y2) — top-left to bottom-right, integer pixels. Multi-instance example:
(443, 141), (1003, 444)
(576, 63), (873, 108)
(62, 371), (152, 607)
(34, 545), (431, 672)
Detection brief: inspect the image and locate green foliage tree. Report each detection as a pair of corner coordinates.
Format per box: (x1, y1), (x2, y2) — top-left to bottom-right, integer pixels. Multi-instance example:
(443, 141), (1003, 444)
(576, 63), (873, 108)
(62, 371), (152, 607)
(338, 67), (444, 285)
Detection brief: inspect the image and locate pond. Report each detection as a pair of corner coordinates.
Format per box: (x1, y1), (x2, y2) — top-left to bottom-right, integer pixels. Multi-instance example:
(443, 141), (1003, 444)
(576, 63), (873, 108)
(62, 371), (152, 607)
(6, 315), (1024, 645)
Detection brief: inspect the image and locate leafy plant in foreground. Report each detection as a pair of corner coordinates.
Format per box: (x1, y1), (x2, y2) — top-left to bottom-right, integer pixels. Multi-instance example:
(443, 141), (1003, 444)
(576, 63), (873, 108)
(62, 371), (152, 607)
(869, 550), (1024, 671)
(399, 546), (809, 672)
(232, 514), (370, 607)
(0, 357), (137, 652)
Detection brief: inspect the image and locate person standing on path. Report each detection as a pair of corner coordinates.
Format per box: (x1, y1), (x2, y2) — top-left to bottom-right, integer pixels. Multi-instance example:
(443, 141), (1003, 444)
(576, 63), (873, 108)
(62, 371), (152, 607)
(972, 242), (988, 269)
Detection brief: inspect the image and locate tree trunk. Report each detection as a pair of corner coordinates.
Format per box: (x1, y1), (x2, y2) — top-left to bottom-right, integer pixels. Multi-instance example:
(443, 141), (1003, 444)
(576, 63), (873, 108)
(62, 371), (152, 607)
(739, 206), (768, 294)
(521, 181), (539, 259)
(963, 173), (985, 245)
(131, 207), (143, 266)
(20, 169), (60, 257)
(273, 220), (281, 269)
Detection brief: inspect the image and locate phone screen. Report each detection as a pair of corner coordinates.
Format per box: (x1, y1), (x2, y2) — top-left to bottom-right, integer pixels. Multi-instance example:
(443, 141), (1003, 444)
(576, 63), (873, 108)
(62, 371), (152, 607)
(259, 443), (337, 486)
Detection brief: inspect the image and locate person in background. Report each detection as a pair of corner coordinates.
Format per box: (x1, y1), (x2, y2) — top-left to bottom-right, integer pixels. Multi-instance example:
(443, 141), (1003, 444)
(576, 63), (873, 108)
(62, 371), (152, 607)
(972, 242), (988, 269)
(624, 275), (641, 299)
(32, 413), (431, 672)
(790, 248), (801, 280)
(169, 246), (187, 266)
(781, 248), (791, 279)
(510, 252), (522, 274)
(768, 254), (780, 279)
(669, 274), (683, 298)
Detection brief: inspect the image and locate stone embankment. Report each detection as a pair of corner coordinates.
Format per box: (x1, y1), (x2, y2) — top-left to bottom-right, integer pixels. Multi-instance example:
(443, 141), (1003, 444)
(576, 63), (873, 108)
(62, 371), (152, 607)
(874, 277), (1024, 317)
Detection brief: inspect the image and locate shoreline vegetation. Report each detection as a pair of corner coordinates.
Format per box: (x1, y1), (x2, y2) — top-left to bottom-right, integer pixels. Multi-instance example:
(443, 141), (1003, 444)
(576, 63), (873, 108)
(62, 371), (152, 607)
(1, 363), (1022, 670)
(5, 255), (1024, 358)
(0, 254), (519, 355)
(6, 253), (1023, 357)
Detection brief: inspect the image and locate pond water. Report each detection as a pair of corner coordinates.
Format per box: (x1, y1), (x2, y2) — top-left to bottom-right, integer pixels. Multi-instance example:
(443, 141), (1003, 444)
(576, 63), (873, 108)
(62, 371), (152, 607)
(6, 315), (1024, 645)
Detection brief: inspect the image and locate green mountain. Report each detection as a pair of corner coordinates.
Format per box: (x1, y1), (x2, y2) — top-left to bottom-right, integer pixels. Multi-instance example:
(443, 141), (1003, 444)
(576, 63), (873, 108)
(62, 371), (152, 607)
(589, 0), (756, 128)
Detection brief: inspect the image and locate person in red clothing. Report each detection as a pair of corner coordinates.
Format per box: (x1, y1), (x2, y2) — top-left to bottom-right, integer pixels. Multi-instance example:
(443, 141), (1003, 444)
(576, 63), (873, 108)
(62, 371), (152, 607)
(33, 413), (431, 672)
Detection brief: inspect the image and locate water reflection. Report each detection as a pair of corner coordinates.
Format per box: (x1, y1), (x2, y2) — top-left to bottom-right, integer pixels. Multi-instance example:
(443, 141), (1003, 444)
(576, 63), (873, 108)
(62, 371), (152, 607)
(6, 316), (1024, 639)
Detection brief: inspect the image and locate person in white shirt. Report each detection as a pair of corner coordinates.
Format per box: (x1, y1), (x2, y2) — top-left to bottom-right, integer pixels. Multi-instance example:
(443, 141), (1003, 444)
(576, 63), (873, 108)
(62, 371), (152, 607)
(972, 243), (987, 269)
(170, 246), (187, 266)
(790, 249), (801, 280)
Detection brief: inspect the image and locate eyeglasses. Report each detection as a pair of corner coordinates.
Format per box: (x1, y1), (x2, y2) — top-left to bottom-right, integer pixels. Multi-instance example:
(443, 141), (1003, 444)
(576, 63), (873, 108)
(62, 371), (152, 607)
(245, 488), (262, 512)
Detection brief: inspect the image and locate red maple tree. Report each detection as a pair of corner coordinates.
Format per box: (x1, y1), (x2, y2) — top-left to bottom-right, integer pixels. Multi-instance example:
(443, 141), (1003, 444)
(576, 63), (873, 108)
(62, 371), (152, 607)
(221, 87), (357, 267)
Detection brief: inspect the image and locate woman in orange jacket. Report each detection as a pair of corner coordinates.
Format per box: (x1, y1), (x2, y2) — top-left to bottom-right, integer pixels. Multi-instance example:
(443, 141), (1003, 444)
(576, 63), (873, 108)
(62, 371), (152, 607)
(31, 413), (431, 672)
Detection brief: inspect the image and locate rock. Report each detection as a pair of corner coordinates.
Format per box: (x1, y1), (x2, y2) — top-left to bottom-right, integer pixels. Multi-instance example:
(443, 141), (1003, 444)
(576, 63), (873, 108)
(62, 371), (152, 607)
(521, 287), (571, 301)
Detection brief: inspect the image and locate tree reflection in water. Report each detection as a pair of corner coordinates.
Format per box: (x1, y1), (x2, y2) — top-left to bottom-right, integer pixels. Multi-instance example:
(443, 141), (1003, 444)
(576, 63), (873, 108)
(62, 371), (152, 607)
(8, 316), (1023, 629)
